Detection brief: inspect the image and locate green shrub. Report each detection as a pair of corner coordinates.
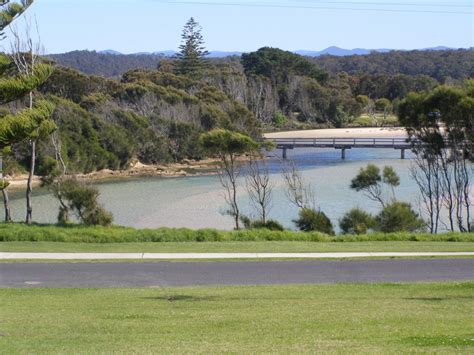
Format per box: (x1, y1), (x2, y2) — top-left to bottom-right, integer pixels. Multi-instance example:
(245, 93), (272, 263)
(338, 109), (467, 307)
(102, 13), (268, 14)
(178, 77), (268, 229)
(351, 114), (399, 127)
(351, 115), (373, 127)
(82, 206), (114, 227)
(339, 208), (376, 235)
(293, 208), (335, 235)
(80, 92), (110, 110)
(356, 95), (369, 107)
(240, 216), (285, 231)
(54, 179), (114, 227)
(272, 112), (288, 128)
(375, 202), (425, 233)
(250, 220), (285, 231)
(196, 86), (228, 104)
(375, 98), (392, 112)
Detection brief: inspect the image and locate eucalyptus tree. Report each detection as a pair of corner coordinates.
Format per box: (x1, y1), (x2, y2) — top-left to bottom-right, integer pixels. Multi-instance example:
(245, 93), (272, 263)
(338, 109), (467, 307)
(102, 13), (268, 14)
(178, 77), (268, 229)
(245, 157), (273, 224)
(281, 159), (315, 210)
(350, 164), (400, 208)
(398, 82), (473, 232)
(199, 129), (259, 230)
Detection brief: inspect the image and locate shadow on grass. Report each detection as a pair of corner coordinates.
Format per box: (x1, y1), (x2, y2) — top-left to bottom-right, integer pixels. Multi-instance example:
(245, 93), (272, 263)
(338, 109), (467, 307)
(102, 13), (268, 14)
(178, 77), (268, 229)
(142, 295), (330, 302)
(104, 314), (161, 320)
(404, 296), (474, 302)
(141, 295), (218, 302)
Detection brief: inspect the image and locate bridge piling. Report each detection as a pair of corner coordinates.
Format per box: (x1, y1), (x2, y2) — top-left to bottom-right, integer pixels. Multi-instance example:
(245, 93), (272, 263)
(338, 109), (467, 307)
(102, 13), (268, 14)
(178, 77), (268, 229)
(341, 148), (346, 160)
(282, 147), (287, 160)
(400, 149), (405, 160)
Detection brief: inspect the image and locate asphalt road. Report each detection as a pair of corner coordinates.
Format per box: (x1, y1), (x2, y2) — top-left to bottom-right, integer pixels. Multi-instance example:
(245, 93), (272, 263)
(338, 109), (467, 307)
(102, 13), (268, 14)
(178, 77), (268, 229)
(1, 259), (473, 288)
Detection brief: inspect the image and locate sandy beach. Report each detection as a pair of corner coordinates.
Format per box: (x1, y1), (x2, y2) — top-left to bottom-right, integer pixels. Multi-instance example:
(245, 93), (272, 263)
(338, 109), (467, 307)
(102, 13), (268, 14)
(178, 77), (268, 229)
(264, 127), (408, 139)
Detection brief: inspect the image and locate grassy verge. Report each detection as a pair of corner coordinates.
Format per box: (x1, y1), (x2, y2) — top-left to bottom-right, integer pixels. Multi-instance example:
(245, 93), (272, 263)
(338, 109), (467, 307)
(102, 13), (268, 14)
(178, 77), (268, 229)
(0, 224), (472, 243)
(1, 283), (473, 353)
(1, 241), (474, 253)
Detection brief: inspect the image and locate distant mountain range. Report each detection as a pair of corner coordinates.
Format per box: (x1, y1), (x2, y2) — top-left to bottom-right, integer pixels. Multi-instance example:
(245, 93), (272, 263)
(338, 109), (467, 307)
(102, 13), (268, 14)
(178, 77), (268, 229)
(96, 46), (456, 58)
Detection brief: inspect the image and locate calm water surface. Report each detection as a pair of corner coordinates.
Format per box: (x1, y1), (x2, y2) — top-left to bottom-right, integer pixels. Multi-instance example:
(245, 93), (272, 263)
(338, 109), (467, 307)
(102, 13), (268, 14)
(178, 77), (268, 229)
(9, 148), (421, 230)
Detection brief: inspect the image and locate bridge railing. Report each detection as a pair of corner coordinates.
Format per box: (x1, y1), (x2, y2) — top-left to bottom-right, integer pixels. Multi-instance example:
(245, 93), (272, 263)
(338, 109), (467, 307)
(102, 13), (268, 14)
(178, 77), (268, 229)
(263, 137), (410, 146)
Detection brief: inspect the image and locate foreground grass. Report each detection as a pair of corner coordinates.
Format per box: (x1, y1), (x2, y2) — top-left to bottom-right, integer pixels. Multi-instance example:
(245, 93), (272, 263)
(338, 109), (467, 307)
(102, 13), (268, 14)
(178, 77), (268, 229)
(1, 283), (473, 353)
(1, 241), (474, 253)
(0, 224), (472, 243)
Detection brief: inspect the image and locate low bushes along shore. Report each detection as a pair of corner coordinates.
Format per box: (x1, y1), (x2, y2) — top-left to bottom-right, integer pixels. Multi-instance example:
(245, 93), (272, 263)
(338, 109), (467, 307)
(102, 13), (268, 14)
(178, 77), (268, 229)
(0, 224), (472, 243)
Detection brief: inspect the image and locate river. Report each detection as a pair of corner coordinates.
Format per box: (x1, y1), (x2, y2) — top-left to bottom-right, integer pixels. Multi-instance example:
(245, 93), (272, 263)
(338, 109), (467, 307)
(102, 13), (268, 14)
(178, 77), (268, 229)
(7, 147), (425, 231)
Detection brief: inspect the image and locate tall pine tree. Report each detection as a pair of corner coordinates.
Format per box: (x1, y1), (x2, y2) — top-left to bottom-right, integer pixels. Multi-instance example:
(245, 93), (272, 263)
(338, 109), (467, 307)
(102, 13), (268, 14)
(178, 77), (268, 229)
(175, 17), (209, 78)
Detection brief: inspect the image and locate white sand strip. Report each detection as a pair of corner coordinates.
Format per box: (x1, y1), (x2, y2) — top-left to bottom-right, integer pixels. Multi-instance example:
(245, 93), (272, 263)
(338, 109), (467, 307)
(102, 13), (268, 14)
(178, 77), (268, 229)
(1, 252), (473, 260)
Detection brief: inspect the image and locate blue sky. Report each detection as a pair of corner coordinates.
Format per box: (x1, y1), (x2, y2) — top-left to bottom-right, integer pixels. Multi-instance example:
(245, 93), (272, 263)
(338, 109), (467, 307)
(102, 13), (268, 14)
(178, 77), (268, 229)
(14, 0), (474, 54)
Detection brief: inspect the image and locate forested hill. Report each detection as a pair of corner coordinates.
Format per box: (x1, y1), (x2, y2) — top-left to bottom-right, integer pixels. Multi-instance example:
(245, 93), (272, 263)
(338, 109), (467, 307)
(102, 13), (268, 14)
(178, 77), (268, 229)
(310, 48), (473, 82)
(48, 48), (473, 81)
(47, 51), (164, 77)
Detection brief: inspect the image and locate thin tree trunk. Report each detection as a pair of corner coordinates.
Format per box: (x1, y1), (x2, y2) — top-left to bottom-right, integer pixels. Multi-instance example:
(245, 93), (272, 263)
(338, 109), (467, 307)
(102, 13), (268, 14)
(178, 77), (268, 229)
(230, 154), (240, 230)
(25, 139), (36, 224)
(0, 155), (11, 222)
(460, 153), (472, 232)
(25, 89), (35, 224)
(441, 156), (455, 232)
(2, 188), (11, 223)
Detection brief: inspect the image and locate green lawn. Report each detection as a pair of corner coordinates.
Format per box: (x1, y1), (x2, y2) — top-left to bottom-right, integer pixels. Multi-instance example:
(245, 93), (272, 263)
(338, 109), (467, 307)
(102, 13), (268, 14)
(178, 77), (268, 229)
(1, 283), (473, 353)
(1, 241), (474, 253)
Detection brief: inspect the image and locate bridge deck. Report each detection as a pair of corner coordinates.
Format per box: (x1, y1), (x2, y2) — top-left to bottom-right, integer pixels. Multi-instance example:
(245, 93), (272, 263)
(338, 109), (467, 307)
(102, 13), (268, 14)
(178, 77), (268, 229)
(264, 137), (411, 159)
(267, 137), (410, 148)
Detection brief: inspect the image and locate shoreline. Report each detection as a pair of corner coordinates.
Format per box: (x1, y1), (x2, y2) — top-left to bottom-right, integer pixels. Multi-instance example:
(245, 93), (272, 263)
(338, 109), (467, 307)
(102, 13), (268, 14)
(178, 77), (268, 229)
(6, 159), (221, 190)
(6, 127), (409, 190)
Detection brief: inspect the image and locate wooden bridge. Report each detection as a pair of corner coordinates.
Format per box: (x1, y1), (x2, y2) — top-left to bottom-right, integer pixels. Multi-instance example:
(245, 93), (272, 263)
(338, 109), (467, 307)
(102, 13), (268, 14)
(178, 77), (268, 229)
(263, 137), (411, 160)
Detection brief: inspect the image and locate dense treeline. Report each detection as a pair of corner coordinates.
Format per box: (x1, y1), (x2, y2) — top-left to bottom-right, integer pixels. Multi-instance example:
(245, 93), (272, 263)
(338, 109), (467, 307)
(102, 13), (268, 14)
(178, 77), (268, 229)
(311, 49), (473, 82)
(48, 48), (473, 82)
(2, 46), (470, 176)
